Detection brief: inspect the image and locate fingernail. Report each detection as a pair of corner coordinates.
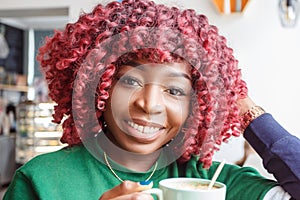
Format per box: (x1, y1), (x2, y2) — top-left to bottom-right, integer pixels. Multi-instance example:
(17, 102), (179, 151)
(139, 180), (153, 185)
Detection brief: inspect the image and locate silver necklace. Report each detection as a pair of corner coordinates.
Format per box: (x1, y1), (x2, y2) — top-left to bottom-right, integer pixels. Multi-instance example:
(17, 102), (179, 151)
(103, 152), (158, 182)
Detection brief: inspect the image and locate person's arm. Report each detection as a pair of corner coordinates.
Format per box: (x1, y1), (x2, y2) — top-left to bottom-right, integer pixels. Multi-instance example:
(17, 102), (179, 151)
(239, 97), (300, 200)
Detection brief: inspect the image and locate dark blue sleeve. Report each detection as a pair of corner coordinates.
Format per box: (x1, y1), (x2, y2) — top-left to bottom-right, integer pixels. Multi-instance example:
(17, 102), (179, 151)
(244, 113), (300, 199)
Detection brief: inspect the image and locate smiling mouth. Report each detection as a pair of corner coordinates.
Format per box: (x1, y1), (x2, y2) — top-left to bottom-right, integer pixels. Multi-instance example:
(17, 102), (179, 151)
(126, 121), (163, 134)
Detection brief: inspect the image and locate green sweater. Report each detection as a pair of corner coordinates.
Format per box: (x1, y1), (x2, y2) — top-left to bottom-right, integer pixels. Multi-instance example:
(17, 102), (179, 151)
(4, 145), (277, 200)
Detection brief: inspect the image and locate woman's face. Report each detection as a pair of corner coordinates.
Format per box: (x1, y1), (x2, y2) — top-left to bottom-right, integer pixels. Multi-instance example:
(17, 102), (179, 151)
(103, 60), (192, 154)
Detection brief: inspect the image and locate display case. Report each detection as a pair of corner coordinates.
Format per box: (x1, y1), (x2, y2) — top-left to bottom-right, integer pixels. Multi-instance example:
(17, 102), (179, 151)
(16, 101), (66, 164)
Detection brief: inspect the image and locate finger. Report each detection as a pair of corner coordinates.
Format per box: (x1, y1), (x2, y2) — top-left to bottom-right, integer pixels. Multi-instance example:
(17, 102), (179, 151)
(99, 181), (143, 200)
(111, 192), (154, 200)
(136, 181), (153, 191)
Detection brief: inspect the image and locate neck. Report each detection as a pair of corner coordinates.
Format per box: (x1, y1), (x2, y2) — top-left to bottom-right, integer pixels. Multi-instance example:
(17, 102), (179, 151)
(108, 150), (160, 172)
(99, 133), (160, 172)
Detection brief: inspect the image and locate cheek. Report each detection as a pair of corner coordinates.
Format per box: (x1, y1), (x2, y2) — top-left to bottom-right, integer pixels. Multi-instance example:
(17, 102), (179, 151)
(109, 85), (135, 119)
(166, 98), (190, 127)
(110, 85), (130, 107)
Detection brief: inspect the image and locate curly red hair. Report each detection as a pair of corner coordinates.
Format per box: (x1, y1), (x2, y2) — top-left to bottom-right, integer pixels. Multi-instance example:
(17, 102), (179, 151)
(37, 0), (247, 168)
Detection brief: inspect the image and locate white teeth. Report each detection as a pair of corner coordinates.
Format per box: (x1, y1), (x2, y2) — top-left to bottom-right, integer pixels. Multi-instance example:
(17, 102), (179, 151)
(137, 125), (143, 132)
(127, 121), (160, 134)
(144, 126), (150, 133)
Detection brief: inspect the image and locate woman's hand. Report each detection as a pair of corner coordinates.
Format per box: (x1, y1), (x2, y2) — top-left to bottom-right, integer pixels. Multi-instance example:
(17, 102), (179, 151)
(237, 96), (266, 130)
(237, 96), (256, 116)
(99, 181), (154, 200)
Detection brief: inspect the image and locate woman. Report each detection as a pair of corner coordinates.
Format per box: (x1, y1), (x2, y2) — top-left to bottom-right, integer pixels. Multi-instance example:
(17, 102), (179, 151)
(4, 0), (300, 199)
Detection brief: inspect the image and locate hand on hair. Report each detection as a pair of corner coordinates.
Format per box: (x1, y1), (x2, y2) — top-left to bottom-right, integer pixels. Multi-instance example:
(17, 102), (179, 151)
(237, 96), (266, 131)
(237, 96), (256, 116)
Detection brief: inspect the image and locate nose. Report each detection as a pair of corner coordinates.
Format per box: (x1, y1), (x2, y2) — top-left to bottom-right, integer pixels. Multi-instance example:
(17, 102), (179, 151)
(133, 84), (164, 114)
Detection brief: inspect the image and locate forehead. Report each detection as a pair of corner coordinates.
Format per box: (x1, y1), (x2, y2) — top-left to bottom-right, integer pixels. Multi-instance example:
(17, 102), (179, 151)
(120, 59), (192, 75)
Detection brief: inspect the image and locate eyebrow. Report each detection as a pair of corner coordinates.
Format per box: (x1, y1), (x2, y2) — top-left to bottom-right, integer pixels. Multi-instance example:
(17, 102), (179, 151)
(168, 72), (191, 81)
(124, 60), (192, 81)
(125, 60), (141, 67)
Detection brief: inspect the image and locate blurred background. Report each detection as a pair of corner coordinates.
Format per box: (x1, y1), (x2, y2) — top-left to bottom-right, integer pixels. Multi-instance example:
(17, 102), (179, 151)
(1, 0), (299, 197)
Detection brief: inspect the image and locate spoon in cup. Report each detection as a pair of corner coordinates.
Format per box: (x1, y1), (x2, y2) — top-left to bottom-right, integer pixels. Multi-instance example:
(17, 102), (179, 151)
(208, 159), (226, 190)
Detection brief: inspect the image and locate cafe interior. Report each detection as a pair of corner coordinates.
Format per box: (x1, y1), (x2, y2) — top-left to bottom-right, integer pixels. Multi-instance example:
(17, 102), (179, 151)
(1, 0), (300, 198)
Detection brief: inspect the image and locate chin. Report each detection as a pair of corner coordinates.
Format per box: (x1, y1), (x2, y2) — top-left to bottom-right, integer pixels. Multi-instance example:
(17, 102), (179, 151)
(125, 145), (161, 155)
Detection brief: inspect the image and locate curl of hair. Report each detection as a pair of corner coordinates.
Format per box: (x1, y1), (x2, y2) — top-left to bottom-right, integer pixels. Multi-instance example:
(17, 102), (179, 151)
(37, 0), (247, 168)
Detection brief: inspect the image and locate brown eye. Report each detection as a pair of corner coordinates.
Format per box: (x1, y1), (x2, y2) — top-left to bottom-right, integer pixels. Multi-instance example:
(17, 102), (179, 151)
(119, 76), (142, 87)
(165, 87), (186, 96)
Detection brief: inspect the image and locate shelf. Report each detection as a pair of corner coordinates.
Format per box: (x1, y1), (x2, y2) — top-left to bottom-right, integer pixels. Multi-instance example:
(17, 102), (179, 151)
(212, 0), (251, 14)
(16, 101), (65, 164)
(0, 84), (29, 92)
(34, 131), (62, 138)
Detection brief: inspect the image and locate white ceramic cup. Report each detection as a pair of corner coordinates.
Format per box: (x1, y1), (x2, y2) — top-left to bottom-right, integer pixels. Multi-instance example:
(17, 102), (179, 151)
(144, 178), (226, 200)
